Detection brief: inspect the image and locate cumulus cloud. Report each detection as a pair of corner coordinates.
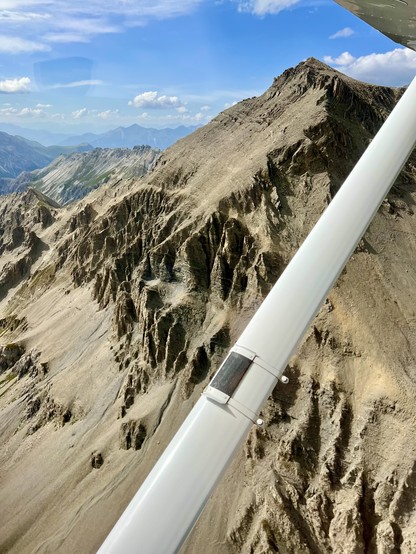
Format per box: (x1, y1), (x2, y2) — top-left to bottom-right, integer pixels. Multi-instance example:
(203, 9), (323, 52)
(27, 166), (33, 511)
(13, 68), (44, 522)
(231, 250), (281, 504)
(72, 107), (88, 118)
(0, 106), (45, 117)
(128, 91), (183, 109)
(164, 111), (209, 123)
(193, 112), (205, 122)
(329, 27), (355, 40)
(36, 103), (52, 108)
(200, 105), (211, 111)
(0, 35), (50, 53)
(97, 109), (119, 120)
(19, 107), (44, 116)
(235, 0), (300, 15)
(323, 48), (416, 86)
(324, 52), (355, 66)
(137, 109), (212, 126)
(0, 107), (17, 115)
(0, 76), (31, 93)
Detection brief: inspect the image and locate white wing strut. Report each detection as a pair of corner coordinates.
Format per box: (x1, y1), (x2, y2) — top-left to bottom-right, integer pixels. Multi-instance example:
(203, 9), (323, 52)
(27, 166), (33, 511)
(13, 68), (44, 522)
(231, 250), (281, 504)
(98, 75), (416, 554)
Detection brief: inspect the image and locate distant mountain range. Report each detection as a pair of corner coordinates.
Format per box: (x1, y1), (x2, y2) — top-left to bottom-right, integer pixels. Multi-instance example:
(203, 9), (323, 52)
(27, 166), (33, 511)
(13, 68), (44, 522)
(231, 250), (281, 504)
(0, 124), (69, 146)
(0, 131), (91, 179)
(0, 123), (197, 191)
(60, 124), (199, 150)
(0, 123), (199, 149)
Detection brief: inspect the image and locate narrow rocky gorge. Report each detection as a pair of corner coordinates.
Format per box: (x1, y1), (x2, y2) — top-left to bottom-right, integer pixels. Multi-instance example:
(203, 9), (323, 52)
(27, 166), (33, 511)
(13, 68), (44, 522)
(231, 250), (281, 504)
(1, 59), (416, 553)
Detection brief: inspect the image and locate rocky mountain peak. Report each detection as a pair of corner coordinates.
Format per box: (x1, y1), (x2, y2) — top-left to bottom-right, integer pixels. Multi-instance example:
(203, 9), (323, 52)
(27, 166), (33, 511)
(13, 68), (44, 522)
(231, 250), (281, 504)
(273, 56), (398, 96)
(272, 56), (339, 87)
(142, 58), (403, 223)
(25, 187), (61, 209)
(268, 57), (401, 132)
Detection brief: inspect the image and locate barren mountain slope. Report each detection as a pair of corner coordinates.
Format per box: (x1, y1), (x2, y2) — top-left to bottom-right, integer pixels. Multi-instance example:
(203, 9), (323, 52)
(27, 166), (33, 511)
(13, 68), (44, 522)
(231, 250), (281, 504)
(1, 59), (416, 554)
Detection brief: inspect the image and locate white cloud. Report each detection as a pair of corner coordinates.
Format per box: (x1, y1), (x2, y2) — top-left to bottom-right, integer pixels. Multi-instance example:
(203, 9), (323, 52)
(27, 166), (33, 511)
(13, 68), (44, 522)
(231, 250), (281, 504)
(164, 111), (211, 124)
(43, 33), (90, 43)
(0, 10), (50, 22)
(19, 107), (44, 116)
(0, 76), (31, 93)
(324, 52), (355, 66)
(200, 105), (211, 111)
(0, 107), (19, 115)
(72, 107), (88, 119)
(0, 106), (45, 117)
(323, 48), (416, 86)
(176, 106), (188, 113)
(329, 27), (355, 40)
(43, 15), (120, 43)
(129, 91), (183, 109)
(0, 1), (203, 43)
(136, 109), (212, 126)
(0, 1), (51, 6)
(36, 102), (52, 108)
(0, 35), (49, 53)
(97, 109), (119, 120)
(0, 107), (17, 115)
(50, 80), (104, 89)
(236, 0), (300, 15)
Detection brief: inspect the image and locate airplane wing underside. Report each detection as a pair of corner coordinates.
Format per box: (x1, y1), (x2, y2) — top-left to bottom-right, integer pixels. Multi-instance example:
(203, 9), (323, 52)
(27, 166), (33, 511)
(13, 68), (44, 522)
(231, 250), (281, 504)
(335, 0), (416, 50)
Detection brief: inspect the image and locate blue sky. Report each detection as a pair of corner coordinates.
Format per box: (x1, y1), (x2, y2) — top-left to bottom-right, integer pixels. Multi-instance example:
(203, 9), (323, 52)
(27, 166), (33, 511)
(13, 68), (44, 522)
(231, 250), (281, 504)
(0, 0), (415, 135)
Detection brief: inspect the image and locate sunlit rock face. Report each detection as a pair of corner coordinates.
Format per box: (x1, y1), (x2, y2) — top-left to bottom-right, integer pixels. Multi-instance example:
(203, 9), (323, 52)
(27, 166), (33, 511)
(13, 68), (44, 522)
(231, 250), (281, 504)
(1, 58), (416, 554)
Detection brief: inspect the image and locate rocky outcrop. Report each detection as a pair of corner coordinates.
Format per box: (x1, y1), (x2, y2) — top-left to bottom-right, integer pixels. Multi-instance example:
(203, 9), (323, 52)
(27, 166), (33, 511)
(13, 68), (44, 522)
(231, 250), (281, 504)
(25, 390), (74, 434)
(91, 451), (104, 469)
(0, 189), (58, 301)
(0, 343), (47, 379)
(0, 343), (25, 372)
(119, 420), (147, 450)
(0, 59), (416, 554)
(0, 230), (48, 301)
(0, 188), (58, 254)
(13, 348), (48, 380)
